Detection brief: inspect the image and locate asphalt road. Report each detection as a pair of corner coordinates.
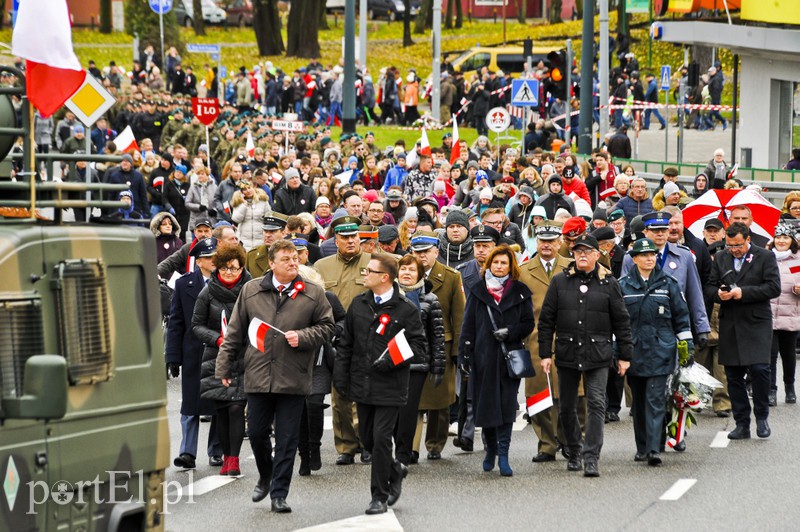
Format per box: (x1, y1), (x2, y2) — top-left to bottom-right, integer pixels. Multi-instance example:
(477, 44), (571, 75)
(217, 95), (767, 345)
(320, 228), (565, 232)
(162, 369), (800, 532)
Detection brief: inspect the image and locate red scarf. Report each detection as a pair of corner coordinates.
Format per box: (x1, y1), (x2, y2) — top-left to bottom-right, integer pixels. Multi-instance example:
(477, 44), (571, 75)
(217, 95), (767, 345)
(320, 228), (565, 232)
(217, 271), (241, 289)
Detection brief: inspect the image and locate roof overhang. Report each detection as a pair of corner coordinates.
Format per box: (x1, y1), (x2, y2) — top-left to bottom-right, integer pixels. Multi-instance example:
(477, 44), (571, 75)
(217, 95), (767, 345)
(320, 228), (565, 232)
(660, 21), (800, 62)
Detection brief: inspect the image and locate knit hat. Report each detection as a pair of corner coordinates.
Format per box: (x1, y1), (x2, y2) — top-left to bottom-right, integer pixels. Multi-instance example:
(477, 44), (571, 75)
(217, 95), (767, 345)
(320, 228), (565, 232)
(663, 182), (680, 198)
(445, 209), (470, 230)
(479, 188), (493, 200)
(433, 180), (446, 193)
(518, 186), (534, 199)
(315, 196), (330, 208)
(363, 190), (379, 203)
(466, 160), (479, 171)
(348, 155), (358, 165)
(405, 206), (419, 220)
(121, 153), (133, 164)
(284, 167), (300, 180)
(378, 224), (399, 244)
(174, 164), (188, 175)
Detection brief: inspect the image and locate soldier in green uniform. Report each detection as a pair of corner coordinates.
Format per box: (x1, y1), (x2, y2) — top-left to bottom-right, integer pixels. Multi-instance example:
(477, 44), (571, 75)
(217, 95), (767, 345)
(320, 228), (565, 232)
(245, 213), (289, 277)
(213, 128), (237, 169)
(160, 108), (184, 149)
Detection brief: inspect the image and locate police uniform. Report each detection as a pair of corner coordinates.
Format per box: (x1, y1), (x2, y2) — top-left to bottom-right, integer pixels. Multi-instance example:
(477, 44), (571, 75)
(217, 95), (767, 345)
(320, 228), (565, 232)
(314, 216), (373, 462)
(246, 213), (288, 277)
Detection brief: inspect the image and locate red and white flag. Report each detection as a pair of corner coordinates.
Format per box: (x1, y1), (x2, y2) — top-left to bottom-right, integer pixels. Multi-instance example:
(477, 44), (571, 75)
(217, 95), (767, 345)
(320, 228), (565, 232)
(788, 259), (800, 275)
(11, 0), (86, 117)
(525, 375), (553, 416)
(728, 163), (739, 180)
(449, 116), (461, 165)
(245, 130), (255, 159)
(248, 318), (272, 352)
(223, 201), (232, 215)
(386, 328), (414, 366)
(152, 176), (165, 188)
(599, 186), (618, 200)
(114, 126), (140, 153)
(419, 128), (432, 157)
(221, 310), (228, 339)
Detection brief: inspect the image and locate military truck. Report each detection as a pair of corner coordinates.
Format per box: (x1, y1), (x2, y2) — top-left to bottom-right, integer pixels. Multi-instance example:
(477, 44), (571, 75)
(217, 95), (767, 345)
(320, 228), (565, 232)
(0, 67), (169, 531)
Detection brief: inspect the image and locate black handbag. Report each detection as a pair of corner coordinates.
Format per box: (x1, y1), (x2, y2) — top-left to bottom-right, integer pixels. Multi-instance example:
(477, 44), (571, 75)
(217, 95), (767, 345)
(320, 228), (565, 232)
(486, 306), (535, 379)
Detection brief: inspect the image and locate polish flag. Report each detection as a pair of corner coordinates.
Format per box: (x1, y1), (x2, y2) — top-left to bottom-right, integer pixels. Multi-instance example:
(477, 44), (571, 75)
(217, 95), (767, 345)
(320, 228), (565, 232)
(114, 126), (140, 154)
(11, 0), (86, 117)
(387, 329), (414, 366)
(405, 146), (418, 170)
(449, 116), (461, 165)
(419, 128), (431, 157)
(526, 386), (553, 416)
(245, 130), (255, 159)
(223, 201), (232, 215)
(788, 260), (800, 275)
(728, 163), (739, 180)
(248, 318), (272, 352)
(152, 176), (165, 188)
(599, 186), (618, 200)
(221, 310), (228, 339)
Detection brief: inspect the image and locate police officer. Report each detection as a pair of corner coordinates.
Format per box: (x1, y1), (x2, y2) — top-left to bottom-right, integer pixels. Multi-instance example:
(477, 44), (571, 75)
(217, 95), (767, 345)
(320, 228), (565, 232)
(314, 216), (374, 465)
(246, 213), (289, 277)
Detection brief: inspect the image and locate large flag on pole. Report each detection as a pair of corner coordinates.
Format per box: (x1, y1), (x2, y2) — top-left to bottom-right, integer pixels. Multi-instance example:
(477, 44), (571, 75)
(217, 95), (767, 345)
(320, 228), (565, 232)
(246, 130), (255, 158)
(114, 126), (140, 153)
(419, 128), (432, 157)
(11, 0), (86, 117)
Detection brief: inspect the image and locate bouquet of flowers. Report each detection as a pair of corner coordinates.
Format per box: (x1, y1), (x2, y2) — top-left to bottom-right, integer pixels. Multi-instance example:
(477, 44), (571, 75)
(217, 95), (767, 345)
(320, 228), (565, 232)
(665, 340), (723, 448)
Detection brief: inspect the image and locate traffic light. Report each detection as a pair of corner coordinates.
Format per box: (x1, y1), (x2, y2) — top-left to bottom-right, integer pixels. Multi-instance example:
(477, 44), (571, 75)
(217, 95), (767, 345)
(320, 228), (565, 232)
(547, 49), (568, 100)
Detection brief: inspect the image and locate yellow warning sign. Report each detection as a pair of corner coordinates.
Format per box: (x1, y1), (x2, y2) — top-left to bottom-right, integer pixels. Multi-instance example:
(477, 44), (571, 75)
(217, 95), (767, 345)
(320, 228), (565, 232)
(65, 73), (116, 127)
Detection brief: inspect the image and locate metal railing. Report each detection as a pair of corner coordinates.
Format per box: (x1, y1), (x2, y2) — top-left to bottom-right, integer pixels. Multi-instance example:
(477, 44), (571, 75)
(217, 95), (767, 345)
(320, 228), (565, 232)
(615, 158), (800, 184)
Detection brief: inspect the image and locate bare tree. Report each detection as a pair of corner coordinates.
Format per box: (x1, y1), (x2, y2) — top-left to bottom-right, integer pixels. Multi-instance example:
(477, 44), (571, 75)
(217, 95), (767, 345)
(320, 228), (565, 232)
(455, 0), (462, 28)
(403, 0), (414, 46)
(253, 0), (285, 55)
(445, 0), (453, 29)
(99, 0), (112, 33)
(192, 0), (207, 35)
(414, 0), (433, 34)
(516, 0), (526, 23)
(287, 0), (321, 58)
(319, 0), (330, 30)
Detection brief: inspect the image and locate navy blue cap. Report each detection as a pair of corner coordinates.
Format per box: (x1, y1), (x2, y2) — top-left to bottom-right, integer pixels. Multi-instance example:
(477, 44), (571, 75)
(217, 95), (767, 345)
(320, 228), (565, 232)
(190, 237), (218, 258)
(642, 211), (672, 229)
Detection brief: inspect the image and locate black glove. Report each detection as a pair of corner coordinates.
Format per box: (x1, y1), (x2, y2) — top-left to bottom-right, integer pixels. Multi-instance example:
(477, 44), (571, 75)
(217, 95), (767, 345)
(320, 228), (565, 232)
(372, 355), (393, 373)
(199, 204), (207, 212)
(459, 356), (471, 375)
(167, 362), (180, 379)
(433, 374), (443, 387)
(695, 333), (708, 351)
(207, 208), (217, 217)
(686, 340), (695, 354)
(493, 328), (509, 342)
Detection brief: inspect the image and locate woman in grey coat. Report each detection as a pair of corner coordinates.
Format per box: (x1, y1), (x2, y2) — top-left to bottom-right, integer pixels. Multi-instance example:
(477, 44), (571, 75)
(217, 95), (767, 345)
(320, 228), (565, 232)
(185, 165), (218, 232)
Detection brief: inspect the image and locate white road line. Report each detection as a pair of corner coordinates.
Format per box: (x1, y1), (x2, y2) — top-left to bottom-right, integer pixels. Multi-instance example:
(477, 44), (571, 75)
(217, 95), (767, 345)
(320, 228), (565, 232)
(512, 412), (528, 432)
(659, 479), (697, 501)
(183, 476), (238, 497)
(295, 508), (403, 532)
(324, 416), (333, 431)
(710, 431), (730, 448)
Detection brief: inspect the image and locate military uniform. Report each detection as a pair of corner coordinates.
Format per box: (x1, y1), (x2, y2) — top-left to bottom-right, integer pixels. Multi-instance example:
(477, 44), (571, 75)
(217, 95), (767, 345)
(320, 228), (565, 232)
(160, 112), (184, 148)
(245, 214), (288, 278)
(314, 217), (373, 460)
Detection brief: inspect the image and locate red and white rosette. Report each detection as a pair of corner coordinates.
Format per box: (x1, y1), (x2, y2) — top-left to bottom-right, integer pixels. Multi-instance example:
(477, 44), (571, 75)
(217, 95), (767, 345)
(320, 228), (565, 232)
(376, 314), (390, 335)
(289, 281), (305, 300)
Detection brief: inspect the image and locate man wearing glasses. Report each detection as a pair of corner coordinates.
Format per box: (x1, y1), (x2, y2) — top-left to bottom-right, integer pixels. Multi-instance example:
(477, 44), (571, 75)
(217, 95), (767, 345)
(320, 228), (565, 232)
(217, 240), (334, 512)
(315, 216), (375, 465)
(335, 254), (427, 514)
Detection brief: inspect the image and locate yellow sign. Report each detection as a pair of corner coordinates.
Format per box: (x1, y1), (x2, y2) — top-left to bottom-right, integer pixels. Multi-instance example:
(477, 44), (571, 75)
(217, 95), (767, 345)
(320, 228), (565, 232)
(667, 0), (695, 13)
(65, 73), (116, 127)
(742, 0), (800, 25)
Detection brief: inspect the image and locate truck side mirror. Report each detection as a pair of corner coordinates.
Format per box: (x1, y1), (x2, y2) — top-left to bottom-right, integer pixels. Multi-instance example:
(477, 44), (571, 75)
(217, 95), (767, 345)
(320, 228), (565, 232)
(2, 355), (68, 420)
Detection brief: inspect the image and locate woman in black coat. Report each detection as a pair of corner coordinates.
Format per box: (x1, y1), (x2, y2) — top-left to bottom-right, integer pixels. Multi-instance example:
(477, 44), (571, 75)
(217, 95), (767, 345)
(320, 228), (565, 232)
(394, 254), (446, 466)
(163, 164), (191, 237)
(296, 266), (348, 476)
(193, 243), (252, 477)
(459, 244), (535, 477)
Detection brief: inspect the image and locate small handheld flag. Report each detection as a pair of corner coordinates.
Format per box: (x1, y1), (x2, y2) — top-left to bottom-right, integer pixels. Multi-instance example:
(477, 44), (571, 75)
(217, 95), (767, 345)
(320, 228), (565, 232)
(526, 373), (554, 416)
(248, 318), (286, 352)
(386, 328), (414, 366)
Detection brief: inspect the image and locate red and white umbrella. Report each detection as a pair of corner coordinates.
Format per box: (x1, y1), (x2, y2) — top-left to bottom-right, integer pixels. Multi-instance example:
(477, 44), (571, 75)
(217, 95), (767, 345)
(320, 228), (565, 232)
(682, 189), (781, 241)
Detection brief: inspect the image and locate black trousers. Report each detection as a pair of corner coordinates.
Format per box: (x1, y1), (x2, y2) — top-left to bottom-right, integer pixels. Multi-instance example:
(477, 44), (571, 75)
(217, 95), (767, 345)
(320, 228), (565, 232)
(395, 372), (427, 465)
(628, 374), (669, 455)
(606, 370), (625, 414)
(726, 364), (770, 427)
(356, 403), (404, 503)
(298, 393), (326, 459)
(770, 330), (798, 389)
(247, 393), (305, 500)
(214, 400), (246, 457)
(558, 366), (608, 463)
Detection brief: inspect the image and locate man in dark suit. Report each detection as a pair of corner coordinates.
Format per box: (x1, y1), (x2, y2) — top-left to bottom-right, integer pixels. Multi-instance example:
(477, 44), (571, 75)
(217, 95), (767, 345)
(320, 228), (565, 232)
(166, 237), (223, 468)
(705, 222), (781, 440)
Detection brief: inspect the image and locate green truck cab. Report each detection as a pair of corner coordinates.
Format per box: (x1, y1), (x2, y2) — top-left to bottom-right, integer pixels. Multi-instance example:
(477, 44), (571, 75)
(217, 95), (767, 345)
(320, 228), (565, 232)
(0, 67), (169, 531)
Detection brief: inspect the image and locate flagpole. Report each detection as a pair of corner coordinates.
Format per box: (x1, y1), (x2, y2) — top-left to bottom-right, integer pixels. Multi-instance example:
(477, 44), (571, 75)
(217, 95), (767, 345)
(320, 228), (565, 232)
(205, 125), (210, 172)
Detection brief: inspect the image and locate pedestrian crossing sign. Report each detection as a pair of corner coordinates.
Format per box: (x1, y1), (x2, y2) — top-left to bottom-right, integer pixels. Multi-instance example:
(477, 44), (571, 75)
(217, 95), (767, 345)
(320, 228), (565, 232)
(511, 79), (539, 107)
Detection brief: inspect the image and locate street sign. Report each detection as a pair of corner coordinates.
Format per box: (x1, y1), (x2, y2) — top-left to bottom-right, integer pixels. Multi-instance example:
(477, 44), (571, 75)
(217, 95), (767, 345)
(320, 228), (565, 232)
(210, 53), (220, 62)
(65, 73), (116, 127)
(187, 43), (221, 54)
(192, 98), (219, 126)
(485, 107), (511, 133)
(219, 66), (227, 79)
(660, 65), (671, 90)
(511, 79), (539, 107)
(149, 0), (173, 14)
(271, 120), (305, 132)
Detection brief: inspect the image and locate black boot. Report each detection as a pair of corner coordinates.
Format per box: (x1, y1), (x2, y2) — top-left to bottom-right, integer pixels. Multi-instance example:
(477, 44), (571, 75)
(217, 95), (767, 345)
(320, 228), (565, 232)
(306, 396), (326, 471)
(786, 384), (796, 404)
(769, 389), (778, 407)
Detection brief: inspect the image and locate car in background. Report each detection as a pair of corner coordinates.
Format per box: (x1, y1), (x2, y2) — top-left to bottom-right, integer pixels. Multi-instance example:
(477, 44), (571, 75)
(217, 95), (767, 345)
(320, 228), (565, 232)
(174, 0), (227, 27)
(219, 0), (255, 27)
(326, 0), (419, 20)
(448, 44), (557, 79)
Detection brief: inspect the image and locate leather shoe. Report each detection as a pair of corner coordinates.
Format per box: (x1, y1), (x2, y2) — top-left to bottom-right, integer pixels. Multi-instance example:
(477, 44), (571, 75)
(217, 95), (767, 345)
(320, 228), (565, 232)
(647, 452), (662, 466)
(365, 499), (388, 515)
(768, 389), (778, 407)
(360, 449), (372, 464)
(209, 455), (223, 467)
(336, 453), (355, 465)
(728, 425), (751, 440)
(756, 419), (771, 438)
(173, 453), (196, 469)
(409, 451), (419, 464)
(427, 451), (442, 460)
(252, 481), (269, 503)
(567, 456), (582, 472)
(715, 410), (731, 418)
(634, 453), (647, 462)
(271, 497), (291, 513)
(673, 441), (686, 452)
(584, 461), (599, 477)
(532, 452), (556, 463)
(387, 463), (408, 506)
(607, 412), (620, 422)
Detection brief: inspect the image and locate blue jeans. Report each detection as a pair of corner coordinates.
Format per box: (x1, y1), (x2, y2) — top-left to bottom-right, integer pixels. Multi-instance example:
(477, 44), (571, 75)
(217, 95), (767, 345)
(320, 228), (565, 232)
(558, 365), (609, 463)
(329, 101), (342, 125)
(644, 108), (665, 128)
(708, 109), (727, 128)
(179, 414), (222, 458)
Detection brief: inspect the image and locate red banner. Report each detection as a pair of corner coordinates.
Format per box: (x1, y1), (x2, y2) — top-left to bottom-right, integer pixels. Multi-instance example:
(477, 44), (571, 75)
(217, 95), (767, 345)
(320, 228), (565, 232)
(192, 98), (219, 126)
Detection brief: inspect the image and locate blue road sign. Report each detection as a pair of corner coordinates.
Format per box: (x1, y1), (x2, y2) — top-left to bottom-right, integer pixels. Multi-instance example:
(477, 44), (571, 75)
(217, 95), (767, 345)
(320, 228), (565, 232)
(149, 0), (173, 15)
(660, 65), (671, 91)
(187, 43), (221, 54)
(219, 66), (227, 79)
(511, 79), (539, 107)
(210, 54), (220, 62)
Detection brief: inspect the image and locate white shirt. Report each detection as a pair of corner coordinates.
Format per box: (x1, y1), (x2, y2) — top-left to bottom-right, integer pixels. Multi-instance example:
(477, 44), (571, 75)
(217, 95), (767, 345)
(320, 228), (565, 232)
(374, 287), (394, 304)
(272, 276), (292, 292)
(540, 257), (555, 271)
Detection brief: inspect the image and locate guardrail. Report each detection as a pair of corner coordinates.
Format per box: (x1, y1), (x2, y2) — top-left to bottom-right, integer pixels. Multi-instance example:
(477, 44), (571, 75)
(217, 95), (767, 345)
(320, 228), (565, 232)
(616, 158), (800, 184)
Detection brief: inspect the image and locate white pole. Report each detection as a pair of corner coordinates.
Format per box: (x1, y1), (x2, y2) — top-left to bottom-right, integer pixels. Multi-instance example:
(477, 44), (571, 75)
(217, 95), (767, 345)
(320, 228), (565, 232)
(359, 0), (367, 69)
(432, 0), (441, 122)
(599, 0), (609, 141)
(159, 8), (165, 73)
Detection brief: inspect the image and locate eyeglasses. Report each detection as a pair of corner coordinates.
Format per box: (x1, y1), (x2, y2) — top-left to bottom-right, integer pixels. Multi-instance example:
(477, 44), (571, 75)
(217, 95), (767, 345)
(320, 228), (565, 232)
(483, 219), (503, 227)
(572, 248), (596, 256)
(219, 266), (243, 273)
(368, 208), (383, 213)
(790, 206), (800, 211)
(362, 268), (388, 276)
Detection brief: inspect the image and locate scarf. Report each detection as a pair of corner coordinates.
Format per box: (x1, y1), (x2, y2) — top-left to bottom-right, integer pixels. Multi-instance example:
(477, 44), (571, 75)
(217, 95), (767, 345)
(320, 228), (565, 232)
(217, 271), (242, 289)
(484, 270), (509, 303)
(438, 232), (473, 267)
(399, 278), (425, 309)
(315, 213), (333, 228)
(773, 249), (792, 261)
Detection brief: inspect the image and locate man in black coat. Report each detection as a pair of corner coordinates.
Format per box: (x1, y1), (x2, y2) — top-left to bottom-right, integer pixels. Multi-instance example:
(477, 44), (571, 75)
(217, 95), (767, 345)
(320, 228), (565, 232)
(103, 154), (149, 217)
(538, 234), (634, 477)
(273, 168), (317, 215)
(165, 238), (223, 469)
(705, 222), (781, 440)
(334, 254), (427, 515)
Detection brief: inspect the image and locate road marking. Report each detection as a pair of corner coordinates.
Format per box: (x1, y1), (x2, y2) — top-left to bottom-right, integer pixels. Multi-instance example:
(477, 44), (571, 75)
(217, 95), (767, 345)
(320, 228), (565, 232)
(183, 476), (237, 497)
(324, 416), (333, 431)
(512, 412), (528, 432)
(710, 431), (730, 448)
(295, 508), (403, 531)
(659, 479), (697, 501)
